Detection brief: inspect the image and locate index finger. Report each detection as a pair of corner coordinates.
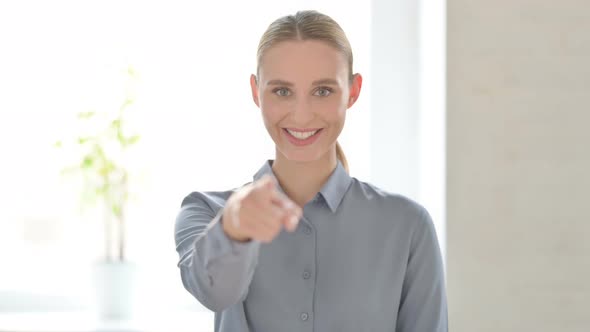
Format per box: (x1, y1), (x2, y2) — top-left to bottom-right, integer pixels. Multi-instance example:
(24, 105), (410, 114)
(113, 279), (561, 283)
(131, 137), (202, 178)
(271, 191), (302, 217)
(257, 175), (302, 214)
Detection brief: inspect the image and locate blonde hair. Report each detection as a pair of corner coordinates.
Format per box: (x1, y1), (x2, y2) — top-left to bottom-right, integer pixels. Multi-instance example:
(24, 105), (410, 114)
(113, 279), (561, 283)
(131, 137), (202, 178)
(256, 10), (352, 174)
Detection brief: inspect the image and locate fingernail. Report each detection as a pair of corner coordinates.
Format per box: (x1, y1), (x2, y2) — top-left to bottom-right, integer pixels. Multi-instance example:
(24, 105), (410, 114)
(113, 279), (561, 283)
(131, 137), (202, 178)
(290, 216), (299, 227)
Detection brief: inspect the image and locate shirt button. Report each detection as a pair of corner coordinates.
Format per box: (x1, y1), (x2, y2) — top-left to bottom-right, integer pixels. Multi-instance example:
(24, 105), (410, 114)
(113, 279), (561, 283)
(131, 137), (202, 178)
(303, 226), (312, 234)
(302, 271), (311, 279)
(300, 312), (309, 321)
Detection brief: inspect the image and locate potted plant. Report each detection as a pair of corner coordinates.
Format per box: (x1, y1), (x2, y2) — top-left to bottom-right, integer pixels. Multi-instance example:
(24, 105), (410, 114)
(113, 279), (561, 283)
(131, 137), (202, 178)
(55, 66), (140, 319)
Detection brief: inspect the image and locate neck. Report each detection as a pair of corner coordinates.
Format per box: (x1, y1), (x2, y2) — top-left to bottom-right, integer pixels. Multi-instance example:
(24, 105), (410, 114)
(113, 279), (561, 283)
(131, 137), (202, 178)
(272, 148), (338, 208)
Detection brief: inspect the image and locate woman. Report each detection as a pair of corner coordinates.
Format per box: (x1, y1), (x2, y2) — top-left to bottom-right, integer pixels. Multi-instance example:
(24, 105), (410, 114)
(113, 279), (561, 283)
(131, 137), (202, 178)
(175, 10), (447, 332)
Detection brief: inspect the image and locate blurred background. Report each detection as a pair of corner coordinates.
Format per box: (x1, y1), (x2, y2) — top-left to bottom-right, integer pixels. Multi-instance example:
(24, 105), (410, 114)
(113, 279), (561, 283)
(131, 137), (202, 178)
(0, 0), (587, 331)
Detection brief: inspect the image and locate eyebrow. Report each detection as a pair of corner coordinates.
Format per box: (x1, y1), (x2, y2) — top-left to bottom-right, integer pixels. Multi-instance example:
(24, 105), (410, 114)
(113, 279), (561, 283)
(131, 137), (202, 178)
(267, 80), (293, 87)
(266, 78), (340, 87)
(312, 78), (340, 86)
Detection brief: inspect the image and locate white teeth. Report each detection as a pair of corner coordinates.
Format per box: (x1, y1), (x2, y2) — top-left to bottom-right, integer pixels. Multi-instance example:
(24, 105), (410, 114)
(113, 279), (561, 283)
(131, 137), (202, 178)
(286, 129), (319, 140)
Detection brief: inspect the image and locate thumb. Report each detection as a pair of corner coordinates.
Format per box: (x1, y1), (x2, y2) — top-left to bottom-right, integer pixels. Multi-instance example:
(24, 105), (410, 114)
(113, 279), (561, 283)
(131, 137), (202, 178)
(262, 174), (278, 190)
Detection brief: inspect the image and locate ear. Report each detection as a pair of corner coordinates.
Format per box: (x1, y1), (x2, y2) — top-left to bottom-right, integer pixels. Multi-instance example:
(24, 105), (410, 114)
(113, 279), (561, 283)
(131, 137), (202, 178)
(250, 74), (260, 107)
(347, 73), (363, 108)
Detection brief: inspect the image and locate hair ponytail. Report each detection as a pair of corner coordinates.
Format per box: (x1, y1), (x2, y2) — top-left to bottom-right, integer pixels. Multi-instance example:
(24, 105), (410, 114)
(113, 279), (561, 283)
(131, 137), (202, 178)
(336, 141), (349, 174)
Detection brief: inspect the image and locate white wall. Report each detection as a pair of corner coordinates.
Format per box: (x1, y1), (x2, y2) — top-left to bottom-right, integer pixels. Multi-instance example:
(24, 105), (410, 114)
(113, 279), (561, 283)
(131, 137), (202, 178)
(447, 1), (590, 330)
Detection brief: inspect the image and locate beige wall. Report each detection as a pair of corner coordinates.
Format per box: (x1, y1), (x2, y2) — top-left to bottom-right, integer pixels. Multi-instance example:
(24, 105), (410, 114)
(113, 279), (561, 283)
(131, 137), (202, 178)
(447, 1), (590, 331)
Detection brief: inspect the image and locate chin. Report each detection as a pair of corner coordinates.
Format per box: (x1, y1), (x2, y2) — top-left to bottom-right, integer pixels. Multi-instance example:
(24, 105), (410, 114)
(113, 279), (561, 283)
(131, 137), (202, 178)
(278, 147), (328, 163)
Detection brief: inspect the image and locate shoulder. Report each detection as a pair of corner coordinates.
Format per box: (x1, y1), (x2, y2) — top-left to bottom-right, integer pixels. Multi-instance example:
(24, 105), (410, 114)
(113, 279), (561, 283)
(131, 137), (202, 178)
(175, 185), (246, 228)
(348, 177), (432, 228)
(180, 183), (248, 212)
(348, 178), (438, 249)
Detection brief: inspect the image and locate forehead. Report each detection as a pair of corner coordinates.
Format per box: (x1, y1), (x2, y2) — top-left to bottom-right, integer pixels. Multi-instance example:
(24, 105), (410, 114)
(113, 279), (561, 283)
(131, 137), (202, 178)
(259, 40), (348, 84)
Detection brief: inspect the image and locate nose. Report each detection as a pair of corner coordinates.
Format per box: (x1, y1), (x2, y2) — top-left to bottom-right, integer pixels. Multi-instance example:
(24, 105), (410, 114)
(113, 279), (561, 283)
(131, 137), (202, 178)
(290, 97), (314, 125)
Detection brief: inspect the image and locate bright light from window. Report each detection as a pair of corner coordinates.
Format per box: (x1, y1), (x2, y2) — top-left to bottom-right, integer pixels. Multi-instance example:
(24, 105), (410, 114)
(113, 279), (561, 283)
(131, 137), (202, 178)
(0, 0), (445, 325)
(0, 0), (372, 316)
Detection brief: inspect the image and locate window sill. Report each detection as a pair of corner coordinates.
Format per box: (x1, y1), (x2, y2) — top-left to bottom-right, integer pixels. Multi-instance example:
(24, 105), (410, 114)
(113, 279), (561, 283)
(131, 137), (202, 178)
(0, 311), (214, 332)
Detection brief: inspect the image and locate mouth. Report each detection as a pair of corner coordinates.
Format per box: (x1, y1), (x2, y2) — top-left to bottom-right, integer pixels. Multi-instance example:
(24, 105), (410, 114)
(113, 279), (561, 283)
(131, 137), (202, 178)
(282, 128), (324, 146)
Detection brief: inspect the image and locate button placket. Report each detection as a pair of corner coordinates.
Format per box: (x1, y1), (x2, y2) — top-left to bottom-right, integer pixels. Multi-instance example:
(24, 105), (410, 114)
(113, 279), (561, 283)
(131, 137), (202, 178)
(300, 312), (309, 321)
(299, 214), (315, 233)
(297, 216), (314, 326)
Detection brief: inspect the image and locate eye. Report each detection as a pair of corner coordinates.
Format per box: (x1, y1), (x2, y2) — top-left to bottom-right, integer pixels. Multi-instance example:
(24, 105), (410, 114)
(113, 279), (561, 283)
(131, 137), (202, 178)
(314, 87), (333, 97)
(273, 87), (291, 97)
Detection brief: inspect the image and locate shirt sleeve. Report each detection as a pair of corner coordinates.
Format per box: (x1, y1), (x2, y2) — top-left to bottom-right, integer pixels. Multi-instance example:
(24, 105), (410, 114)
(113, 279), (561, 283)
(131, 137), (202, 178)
(174, 192), (261, 312)
(396, 208), (448, 332)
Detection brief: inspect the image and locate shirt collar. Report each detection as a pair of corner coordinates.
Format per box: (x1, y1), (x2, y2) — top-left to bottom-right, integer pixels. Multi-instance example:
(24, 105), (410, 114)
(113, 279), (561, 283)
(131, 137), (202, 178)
(253, 159), (352, 213)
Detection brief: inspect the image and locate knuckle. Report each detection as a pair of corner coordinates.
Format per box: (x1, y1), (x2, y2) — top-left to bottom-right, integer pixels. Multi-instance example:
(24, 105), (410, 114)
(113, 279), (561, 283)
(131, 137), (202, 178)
(249, 185), (263, 197)
(269, 208), (282, 220)
(243, 193), (259, 208)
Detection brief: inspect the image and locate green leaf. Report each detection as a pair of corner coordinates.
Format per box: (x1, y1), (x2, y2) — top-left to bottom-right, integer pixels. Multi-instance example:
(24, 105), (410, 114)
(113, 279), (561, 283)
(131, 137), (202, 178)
(77, 137), (93, 145)
(112, 204), (122, 218)
(117, 130), (126, 146)
(77, 111), (95, 119)
(94, 145), (107, 161)
(82, 156), (94, 169)
(95, 186), (106, 196)
(126, 135), (140, 145)
(119, 99), (133, 114)
(111, 119), (121, 129)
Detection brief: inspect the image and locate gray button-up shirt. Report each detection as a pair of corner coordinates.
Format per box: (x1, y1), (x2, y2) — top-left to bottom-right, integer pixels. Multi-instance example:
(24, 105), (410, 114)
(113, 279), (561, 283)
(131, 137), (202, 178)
(175, 160), (447, 331)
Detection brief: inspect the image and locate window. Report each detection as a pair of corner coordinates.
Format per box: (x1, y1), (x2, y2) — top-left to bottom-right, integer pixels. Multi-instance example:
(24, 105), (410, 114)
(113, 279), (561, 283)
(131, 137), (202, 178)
(0, 0), (372, 314)
(0, 0), (445, 321)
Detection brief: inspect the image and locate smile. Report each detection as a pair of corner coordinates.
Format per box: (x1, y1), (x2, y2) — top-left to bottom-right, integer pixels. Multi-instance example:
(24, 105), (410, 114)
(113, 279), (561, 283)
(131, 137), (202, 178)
(285, 129), (320, 139)
(283, 128), (323, 146)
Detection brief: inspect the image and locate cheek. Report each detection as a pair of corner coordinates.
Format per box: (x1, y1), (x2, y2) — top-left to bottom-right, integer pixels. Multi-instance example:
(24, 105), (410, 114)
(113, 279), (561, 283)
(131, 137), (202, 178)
(260, 100), (286, 127)
(312, 98), (347, 120)
(260, 93), (298, 117)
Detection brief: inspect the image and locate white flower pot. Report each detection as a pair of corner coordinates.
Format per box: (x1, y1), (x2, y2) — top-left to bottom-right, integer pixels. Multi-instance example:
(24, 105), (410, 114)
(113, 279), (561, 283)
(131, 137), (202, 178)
(92, 261), (137, 320)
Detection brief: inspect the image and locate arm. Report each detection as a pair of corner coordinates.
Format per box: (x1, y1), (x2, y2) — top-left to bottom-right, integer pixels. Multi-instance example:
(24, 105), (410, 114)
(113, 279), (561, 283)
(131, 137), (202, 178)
(174, 192), (261, 312)
(396, 208), (448, 332)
